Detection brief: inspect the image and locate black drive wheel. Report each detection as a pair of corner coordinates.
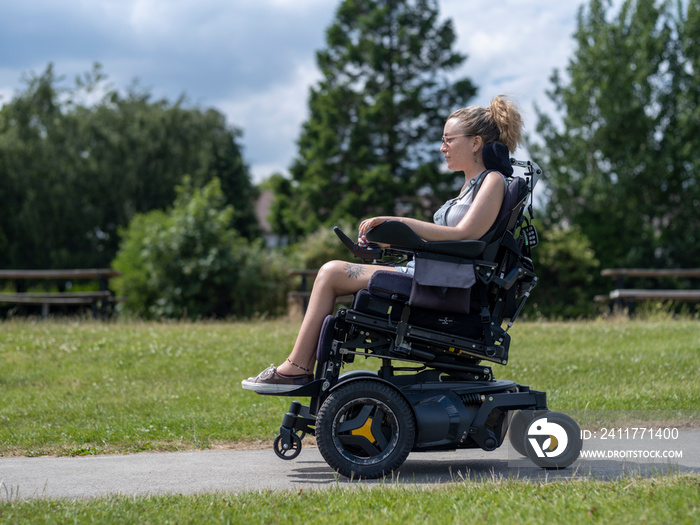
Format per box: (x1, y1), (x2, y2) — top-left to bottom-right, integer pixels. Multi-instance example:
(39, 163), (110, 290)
(316, 380), (415, 479)
(508, 409), (539, 456)
(524, 411), (582, 469)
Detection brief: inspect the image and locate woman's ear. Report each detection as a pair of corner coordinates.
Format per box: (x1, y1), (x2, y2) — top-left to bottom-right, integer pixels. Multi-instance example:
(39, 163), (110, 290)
(471, 135), (483, 155)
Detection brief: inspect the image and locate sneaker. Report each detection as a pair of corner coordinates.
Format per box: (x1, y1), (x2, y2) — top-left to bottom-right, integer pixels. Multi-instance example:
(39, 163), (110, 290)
(241, 364), (313, 393)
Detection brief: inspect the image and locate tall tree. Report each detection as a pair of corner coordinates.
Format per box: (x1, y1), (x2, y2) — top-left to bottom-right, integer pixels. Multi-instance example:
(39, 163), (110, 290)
(0, 64), (258, 270)
(659, 0), (700, 267)
(532, 0), (699, 270)
(270, 0), (476, 238)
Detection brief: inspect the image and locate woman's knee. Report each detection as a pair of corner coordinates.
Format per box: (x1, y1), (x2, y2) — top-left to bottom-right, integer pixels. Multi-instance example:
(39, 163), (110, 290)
(316, 260), (346, 285)
(316, 260), (369, 294)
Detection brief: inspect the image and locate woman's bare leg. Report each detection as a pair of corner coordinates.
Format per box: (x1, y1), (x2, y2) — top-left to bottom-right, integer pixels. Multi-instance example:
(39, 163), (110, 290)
(275, 260), (389, 376)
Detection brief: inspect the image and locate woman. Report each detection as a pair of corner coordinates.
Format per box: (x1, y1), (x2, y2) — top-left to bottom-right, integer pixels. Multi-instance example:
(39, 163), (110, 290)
(243, 95), (523, 393)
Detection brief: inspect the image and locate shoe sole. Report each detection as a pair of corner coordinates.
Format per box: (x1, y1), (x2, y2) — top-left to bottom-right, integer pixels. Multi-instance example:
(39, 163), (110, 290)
(241, 379), (301, 394)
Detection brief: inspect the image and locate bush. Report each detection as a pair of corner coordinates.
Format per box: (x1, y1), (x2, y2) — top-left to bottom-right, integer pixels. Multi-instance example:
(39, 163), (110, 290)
(112, 177), (289, 319)
(528, 223), (601, 319)
(288, 220), (358, 270)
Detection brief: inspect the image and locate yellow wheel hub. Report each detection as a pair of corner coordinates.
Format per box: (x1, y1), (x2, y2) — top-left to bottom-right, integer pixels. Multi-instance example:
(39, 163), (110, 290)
(351, 417), (375, 443)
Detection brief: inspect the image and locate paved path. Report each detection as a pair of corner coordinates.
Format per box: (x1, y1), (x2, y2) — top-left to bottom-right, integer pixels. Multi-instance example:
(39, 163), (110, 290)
(2, 432), (699, 500)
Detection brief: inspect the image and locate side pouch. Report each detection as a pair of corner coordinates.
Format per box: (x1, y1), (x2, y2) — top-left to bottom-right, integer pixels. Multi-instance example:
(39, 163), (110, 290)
(408, 257), (476, 313)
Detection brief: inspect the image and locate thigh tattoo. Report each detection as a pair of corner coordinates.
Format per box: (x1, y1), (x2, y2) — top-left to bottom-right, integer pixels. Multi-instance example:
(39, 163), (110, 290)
(344, 263), (365, 279)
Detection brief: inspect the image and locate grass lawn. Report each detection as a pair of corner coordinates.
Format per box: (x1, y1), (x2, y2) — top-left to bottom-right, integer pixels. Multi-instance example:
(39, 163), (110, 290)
(0, 475), (697, 524)
(1, 317), (698, 523)
(1, 319), (299, 456)
(1, 317), (698, 456)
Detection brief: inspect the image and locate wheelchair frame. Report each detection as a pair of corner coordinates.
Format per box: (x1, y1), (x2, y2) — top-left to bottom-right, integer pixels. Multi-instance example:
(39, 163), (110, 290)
(251, 156), (582, 479)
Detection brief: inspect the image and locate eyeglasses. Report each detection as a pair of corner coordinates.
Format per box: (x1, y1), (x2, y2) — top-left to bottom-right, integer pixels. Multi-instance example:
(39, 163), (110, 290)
(441, 134), (474, 145)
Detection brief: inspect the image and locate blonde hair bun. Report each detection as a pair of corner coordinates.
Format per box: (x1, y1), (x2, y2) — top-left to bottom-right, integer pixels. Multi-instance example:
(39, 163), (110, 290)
(448, 95), (524, 153)
(489, 95), (523, 153)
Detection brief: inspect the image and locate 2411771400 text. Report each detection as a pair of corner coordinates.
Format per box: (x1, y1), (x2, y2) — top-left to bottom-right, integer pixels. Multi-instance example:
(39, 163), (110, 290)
(581, 427), (679, 440)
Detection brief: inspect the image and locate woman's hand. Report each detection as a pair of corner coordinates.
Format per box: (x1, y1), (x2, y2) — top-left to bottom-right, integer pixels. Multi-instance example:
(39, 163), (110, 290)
(358, 217), (390, 247)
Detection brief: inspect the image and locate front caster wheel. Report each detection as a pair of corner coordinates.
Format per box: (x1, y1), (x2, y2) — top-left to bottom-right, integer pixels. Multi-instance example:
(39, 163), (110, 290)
(524, 411), (582, 469)
(273, 431), (302, 460)
(316, 380), (415, 479)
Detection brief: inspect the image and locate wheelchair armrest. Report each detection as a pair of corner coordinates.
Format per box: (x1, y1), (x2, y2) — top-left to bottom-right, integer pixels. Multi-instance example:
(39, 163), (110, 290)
(366, 221), (486, 259)
(366, 221), (423, 249)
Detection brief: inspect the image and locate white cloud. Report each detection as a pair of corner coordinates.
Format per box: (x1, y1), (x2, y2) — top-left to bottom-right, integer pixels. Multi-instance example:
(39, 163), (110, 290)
(0, 87), (12, 106)
(441, 0), (580, 129)
(218, 59), (322, 182)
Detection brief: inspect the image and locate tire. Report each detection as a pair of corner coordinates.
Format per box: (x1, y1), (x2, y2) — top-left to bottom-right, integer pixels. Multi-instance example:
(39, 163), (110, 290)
(508, 409), (537, 456)
(316, 380), (415, 479)
(524, 411), (582, 469)
(273, 432), (302, 460)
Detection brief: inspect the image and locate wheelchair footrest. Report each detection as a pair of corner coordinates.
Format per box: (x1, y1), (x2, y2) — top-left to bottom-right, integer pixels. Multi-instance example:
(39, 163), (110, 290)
(255, 379), (327, 397)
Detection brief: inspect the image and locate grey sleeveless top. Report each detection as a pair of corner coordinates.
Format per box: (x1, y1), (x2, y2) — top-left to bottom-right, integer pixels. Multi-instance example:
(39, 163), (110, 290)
(433, 170), (508, 227)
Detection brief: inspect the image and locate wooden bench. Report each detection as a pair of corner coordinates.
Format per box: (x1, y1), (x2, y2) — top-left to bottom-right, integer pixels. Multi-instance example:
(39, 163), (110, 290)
(0, 269), (124, 319)
(595, 268), (700, 313)
(287, 269), (353, 320)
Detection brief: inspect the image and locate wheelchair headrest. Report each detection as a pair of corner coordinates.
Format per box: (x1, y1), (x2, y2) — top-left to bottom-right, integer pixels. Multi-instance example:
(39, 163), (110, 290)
(482, 142), (513, 176)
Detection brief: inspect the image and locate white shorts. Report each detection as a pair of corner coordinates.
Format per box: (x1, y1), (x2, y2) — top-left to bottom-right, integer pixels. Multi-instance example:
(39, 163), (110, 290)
(394, 260), (415, 276)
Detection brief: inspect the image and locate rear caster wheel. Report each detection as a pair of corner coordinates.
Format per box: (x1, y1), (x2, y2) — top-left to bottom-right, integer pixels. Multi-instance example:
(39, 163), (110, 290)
(524, 411), (582, 469)
(316, 380), (415, 479)
(508, 409), (538, 456)
(273, 431), (302, 460)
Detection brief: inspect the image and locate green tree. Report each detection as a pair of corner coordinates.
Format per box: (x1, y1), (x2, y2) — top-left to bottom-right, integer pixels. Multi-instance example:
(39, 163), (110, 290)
(112, 177), (288, 319)
(0, 63), (258, 271)
(658, 0), (700, 267)
(531, 0), (699, 271)
(270, 0), (476, 238)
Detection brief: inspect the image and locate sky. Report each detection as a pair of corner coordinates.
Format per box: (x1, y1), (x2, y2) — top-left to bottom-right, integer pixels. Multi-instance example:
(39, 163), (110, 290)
(0, 0), (592, 183)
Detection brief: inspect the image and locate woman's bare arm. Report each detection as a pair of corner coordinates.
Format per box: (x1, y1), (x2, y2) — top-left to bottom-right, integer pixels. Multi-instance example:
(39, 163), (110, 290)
(359, 171), (505, 243)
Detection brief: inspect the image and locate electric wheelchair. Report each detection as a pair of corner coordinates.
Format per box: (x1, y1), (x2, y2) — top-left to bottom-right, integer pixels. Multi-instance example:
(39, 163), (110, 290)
(249, 144), (582, 479)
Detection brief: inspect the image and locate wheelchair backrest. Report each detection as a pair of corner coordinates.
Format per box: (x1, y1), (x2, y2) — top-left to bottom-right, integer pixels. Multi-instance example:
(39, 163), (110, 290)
(479, 176), (530, 261)
(477, 175), (537, 325)
(474, 142), (531, 254)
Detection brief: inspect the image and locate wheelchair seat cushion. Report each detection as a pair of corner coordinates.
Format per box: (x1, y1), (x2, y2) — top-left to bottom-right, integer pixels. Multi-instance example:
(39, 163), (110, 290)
(368, 270), (413, 300)
(350, 271), (412, 321)
(352, 289), (405, 321)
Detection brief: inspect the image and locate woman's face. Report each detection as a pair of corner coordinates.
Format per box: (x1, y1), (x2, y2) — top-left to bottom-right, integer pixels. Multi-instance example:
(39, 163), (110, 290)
(440, 118), (474, 172)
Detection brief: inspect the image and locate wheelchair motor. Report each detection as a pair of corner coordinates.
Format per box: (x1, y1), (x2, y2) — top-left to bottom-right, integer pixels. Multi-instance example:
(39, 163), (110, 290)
(247, 155), (582, 479)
